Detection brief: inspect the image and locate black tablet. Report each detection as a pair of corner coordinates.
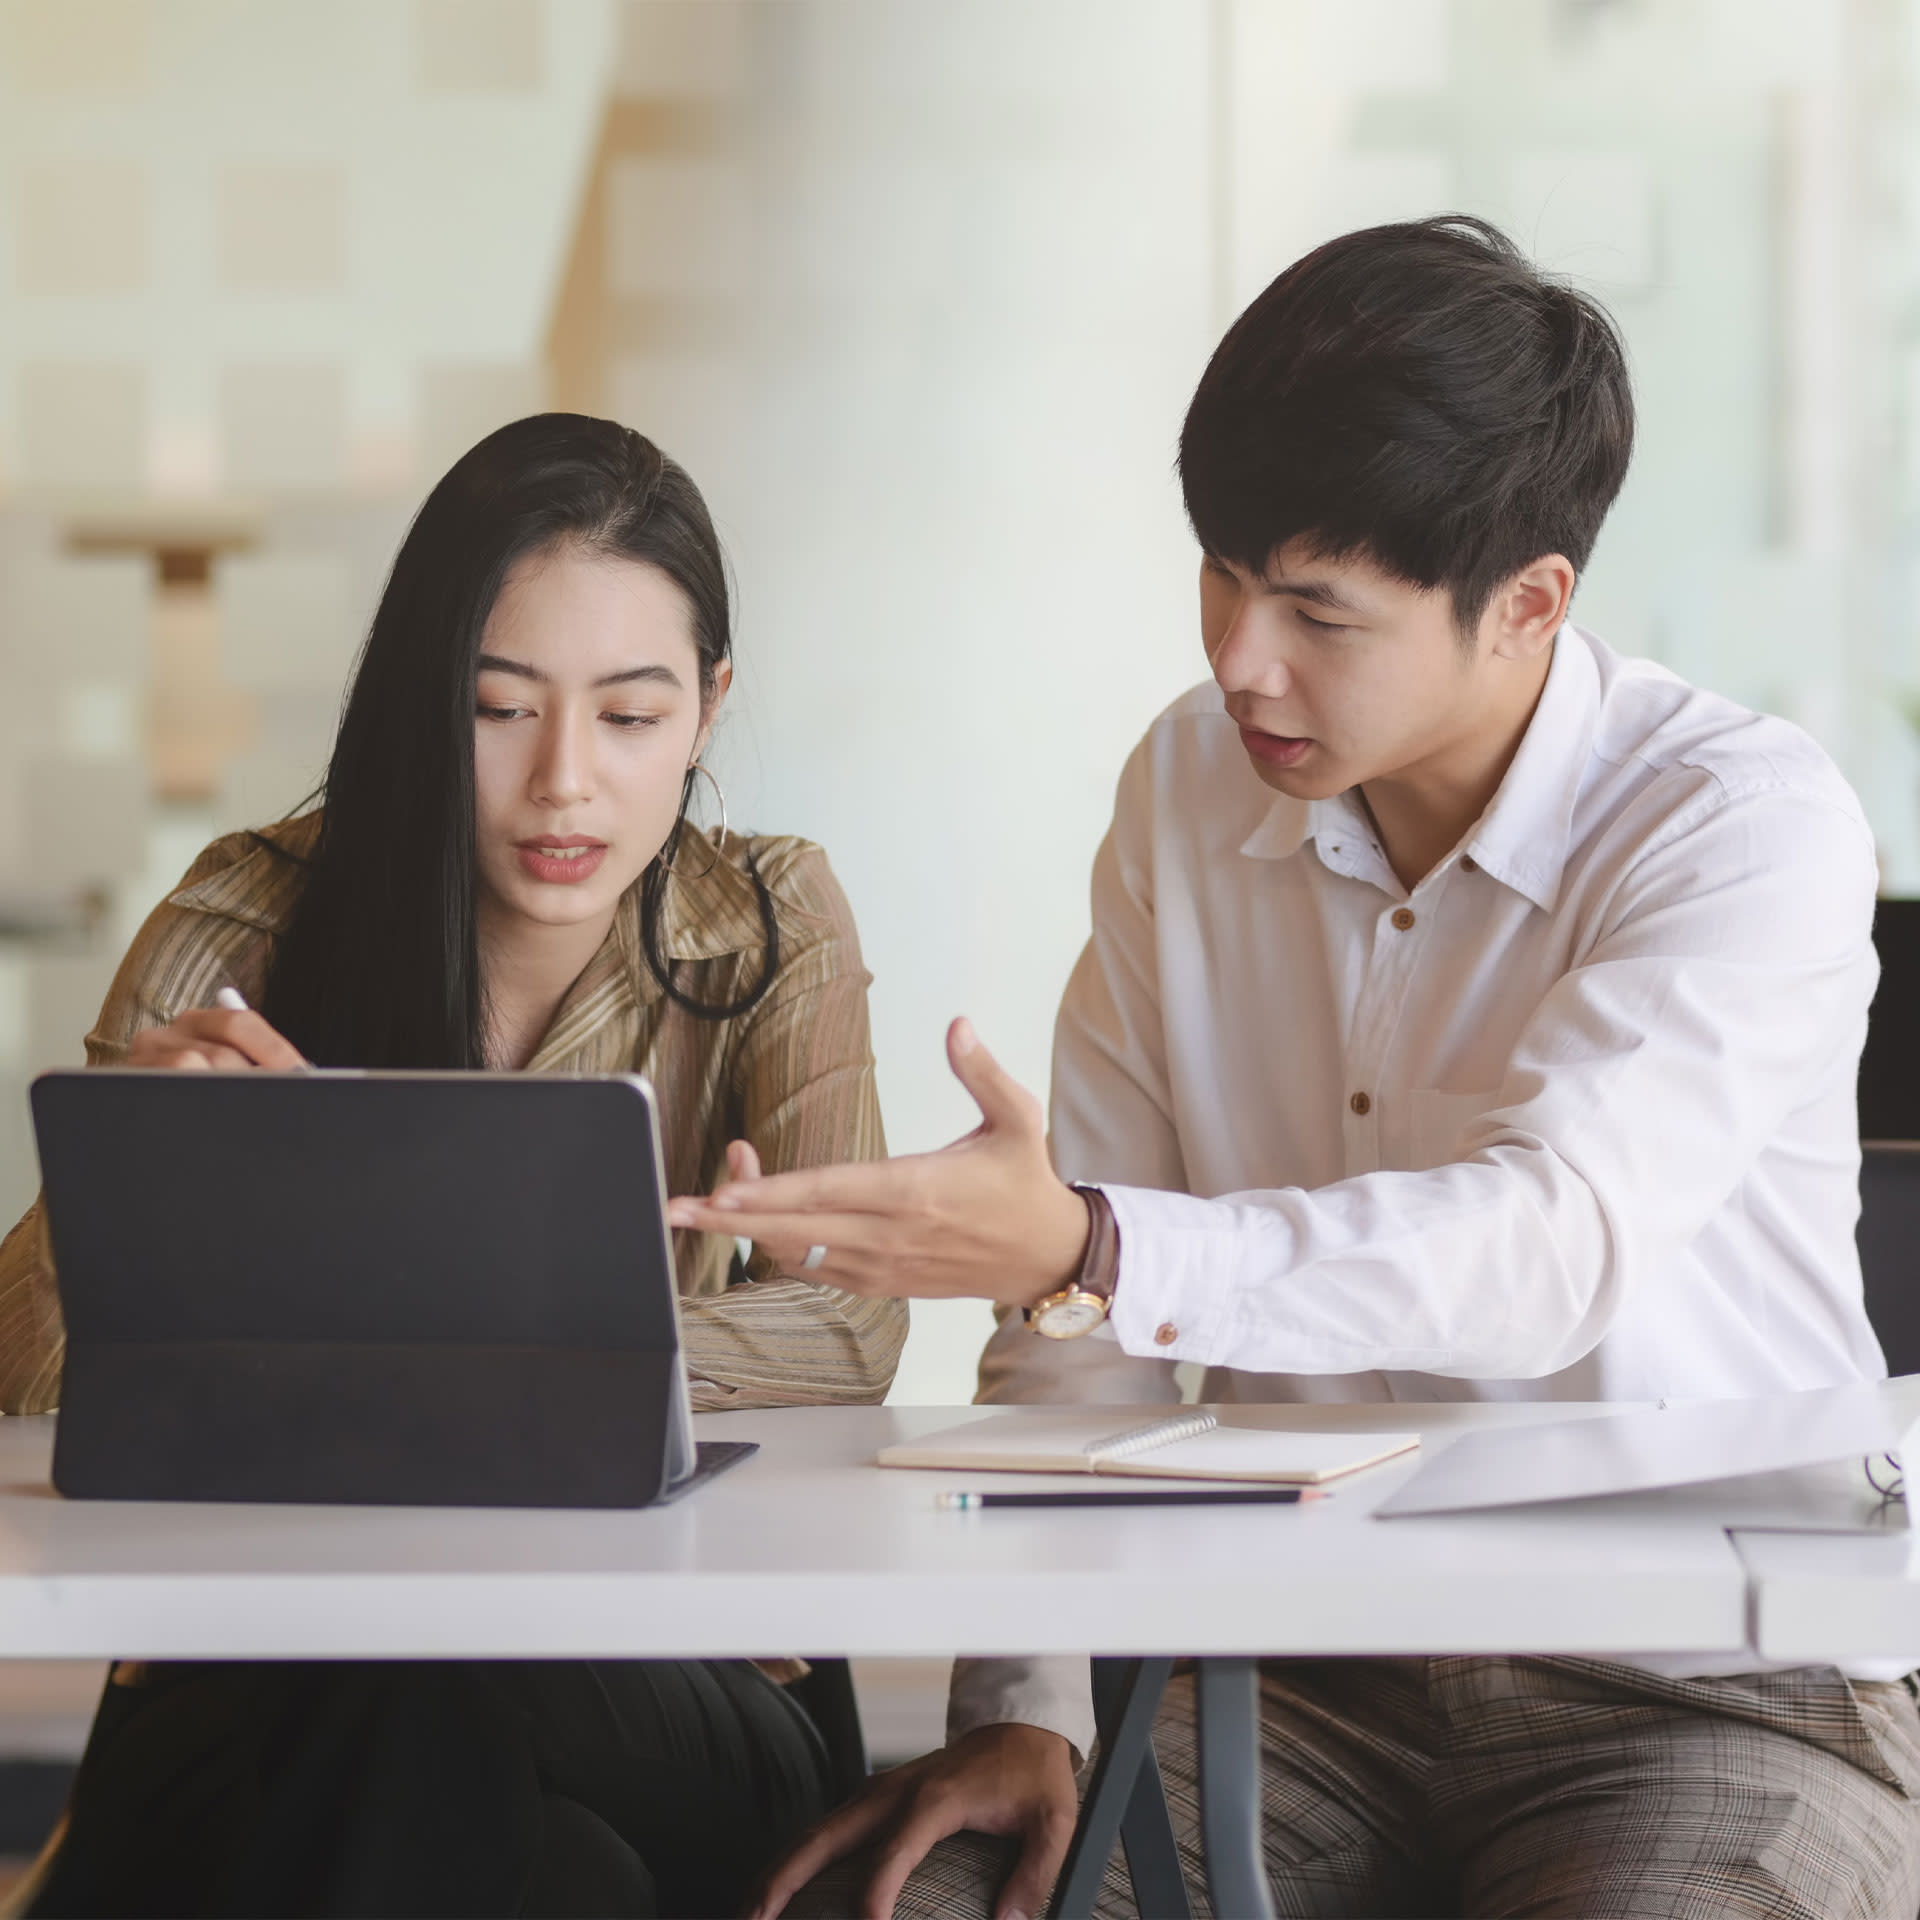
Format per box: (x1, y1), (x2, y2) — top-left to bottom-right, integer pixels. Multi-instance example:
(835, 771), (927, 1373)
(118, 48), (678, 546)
(30, 1070), (754, 1508)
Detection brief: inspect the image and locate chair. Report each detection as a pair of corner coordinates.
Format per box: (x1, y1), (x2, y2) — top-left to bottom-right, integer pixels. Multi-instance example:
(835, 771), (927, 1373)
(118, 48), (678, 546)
(1860, 901), (1920, 1142)
(790, 1658), (869, 1803)
(1857, 1144), (1920, 1377)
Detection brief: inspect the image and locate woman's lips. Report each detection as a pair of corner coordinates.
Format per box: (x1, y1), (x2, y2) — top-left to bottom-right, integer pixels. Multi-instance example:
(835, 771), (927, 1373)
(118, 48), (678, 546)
(514, 839), (608, 886)
(1239, 726), (1314, 769)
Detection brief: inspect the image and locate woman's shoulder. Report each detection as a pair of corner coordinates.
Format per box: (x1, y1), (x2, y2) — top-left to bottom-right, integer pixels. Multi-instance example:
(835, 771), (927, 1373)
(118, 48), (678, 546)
(165, 811), (321, 933)
(651, 829), (862, 981)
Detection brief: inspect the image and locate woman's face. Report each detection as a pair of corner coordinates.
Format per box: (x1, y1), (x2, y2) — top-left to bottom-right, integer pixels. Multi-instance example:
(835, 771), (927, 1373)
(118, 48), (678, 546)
(471, 542), (726, 939)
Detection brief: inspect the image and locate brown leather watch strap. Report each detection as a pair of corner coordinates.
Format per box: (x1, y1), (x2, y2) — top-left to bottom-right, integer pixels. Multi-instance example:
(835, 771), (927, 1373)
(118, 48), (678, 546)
(1070, 1183), (1121, 1303)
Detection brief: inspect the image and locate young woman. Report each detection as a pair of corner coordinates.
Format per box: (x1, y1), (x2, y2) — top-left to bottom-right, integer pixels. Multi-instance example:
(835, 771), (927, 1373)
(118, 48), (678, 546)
(0, 414), (905, 1917)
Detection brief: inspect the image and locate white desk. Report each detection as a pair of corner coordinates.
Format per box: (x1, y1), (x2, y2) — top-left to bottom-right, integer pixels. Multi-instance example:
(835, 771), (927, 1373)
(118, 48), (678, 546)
(0, 1398), (1804, 1920)
(0, 1402), (1748, 1664)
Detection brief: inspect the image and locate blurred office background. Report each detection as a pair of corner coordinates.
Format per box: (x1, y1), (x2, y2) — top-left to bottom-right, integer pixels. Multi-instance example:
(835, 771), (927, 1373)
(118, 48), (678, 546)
(0, 0), (1916, 1412)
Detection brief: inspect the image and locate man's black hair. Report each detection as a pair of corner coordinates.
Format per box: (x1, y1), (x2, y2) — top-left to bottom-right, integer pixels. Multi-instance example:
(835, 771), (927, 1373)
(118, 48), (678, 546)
(1178, 215), (1634, 629)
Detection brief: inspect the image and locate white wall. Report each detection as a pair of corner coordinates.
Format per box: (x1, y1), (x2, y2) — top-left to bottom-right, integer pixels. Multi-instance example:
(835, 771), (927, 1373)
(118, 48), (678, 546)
(0, 0), (614, 494)
(614, 2), (1223, 1401)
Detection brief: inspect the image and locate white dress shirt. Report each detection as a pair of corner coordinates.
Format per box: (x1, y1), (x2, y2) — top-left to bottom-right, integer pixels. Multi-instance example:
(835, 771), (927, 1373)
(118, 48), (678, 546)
(949, 626), (1888, 1754)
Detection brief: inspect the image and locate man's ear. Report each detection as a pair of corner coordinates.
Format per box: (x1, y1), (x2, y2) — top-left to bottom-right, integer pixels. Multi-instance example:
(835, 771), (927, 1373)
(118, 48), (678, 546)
(1487, 555), (1575, 661)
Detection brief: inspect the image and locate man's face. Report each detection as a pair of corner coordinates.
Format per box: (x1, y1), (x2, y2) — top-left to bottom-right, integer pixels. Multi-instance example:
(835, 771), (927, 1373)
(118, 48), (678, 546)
(1200, 538), (1506, 800)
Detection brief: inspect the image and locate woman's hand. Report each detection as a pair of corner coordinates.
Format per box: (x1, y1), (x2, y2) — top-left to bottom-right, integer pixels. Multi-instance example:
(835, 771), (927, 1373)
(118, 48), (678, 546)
(127, 1007), (308, 1072)
(748, 1724), (1079, 1920)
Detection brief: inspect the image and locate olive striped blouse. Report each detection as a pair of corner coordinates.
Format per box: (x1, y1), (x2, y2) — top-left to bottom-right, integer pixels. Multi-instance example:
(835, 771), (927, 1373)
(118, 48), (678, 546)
(0, 812), (905, 1417)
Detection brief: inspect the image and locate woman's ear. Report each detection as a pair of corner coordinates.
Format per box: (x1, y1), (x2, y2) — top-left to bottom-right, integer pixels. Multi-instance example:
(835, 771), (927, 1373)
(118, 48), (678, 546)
(692, 657), (734, 762)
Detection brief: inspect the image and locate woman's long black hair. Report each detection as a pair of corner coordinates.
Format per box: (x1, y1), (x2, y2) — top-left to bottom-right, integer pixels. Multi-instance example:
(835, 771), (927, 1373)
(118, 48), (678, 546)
(260, 412), (777, 1069)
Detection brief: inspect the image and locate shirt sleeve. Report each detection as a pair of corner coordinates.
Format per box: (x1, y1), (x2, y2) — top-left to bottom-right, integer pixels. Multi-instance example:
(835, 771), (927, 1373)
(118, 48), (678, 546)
(1101, 784), (1881, 1379)
(946, 1655), (1096, 1764)
(677, 846), (908, 1410)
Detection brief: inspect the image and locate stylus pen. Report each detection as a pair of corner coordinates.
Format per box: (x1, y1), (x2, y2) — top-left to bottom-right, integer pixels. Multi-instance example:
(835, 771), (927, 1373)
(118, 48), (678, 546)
(936, 1488), (1329, 1511)
(214, 986), (311, 1070)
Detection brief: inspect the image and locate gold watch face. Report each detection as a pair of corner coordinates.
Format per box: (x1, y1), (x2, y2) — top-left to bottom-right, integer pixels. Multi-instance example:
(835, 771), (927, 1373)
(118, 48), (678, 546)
(1031, 1290), (1109, 1340)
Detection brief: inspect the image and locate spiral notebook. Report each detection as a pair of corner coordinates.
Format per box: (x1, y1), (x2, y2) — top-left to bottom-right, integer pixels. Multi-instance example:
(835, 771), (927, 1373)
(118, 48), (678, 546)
(877, 1409), (1420, 1485)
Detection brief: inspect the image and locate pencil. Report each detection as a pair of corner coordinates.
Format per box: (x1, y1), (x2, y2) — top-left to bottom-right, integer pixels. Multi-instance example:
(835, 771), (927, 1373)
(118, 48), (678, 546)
(936, 1488), (1329, 1511)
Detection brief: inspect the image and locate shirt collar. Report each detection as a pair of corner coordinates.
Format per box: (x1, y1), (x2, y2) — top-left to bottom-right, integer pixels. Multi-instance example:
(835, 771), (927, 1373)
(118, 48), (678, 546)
(1454, 625), (1595, 913)
(1239, 625), (1596, 912)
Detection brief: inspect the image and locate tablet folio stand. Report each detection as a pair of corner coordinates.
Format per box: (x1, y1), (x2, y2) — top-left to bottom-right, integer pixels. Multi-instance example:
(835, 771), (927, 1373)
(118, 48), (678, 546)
(32, 1071), (735, 1510)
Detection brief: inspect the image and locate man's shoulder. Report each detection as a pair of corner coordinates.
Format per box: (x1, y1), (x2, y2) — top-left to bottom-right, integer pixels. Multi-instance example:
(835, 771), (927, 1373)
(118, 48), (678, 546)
(1584, 633), (1867, 831)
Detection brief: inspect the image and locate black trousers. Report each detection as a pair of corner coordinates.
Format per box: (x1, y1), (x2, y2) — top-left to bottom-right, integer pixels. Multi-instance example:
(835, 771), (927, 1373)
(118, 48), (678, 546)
(31, 1659), (833, 1919)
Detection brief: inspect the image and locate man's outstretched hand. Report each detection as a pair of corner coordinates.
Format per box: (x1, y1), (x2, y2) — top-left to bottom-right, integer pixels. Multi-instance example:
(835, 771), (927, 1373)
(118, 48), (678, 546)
(747, 1724), (1080, 1920)
(667, 1020), (1091, 1310)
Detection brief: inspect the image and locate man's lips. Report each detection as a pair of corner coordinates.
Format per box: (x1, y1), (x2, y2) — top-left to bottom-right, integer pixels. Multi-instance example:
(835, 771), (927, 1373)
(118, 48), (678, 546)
(514, 836), (608, 884)
(1238, 725), (1314, 769)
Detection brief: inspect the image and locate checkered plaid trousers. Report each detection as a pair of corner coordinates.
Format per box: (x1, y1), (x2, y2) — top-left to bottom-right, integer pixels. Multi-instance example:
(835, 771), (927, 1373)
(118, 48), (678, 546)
(788, 1656), (1920, 1918)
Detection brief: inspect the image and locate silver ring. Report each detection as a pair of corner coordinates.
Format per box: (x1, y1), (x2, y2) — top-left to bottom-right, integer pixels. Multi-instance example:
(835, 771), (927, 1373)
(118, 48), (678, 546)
(800, 1244), (829, 1271)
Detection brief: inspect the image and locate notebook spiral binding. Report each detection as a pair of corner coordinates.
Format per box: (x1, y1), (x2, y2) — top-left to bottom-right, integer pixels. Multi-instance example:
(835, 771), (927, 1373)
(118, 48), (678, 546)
(1090, 1409), (1219, 1461)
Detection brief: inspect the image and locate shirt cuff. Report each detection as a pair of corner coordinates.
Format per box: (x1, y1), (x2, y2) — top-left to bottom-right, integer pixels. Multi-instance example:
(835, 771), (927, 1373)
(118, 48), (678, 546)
(947, 1655), (1095, 1765)
(1101, 1183), (1256, 1365)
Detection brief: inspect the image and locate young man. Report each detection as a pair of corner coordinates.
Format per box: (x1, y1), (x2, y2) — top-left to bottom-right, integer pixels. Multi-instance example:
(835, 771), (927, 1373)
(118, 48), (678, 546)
(672, 217), (1920, 1919)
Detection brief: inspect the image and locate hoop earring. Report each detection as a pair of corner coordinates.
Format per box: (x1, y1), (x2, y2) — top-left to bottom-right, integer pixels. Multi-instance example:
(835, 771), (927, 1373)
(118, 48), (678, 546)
(665, 761), (728, 881)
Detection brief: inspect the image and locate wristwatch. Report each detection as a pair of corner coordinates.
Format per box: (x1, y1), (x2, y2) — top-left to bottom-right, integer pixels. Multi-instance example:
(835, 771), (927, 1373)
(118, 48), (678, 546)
(1025, 1185), (1120, 1339)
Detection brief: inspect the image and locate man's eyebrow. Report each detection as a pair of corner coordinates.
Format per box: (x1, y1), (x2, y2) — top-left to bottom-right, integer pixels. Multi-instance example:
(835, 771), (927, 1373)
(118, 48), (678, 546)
(1262, 576), (1366, 614)
(476, 653), (683, 690)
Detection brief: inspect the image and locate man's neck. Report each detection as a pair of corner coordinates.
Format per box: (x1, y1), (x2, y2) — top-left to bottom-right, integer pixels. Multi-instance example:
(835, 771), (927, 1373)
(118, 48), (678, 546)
(1360, 646), (1555, 893)
(477, 903), (618, 1069)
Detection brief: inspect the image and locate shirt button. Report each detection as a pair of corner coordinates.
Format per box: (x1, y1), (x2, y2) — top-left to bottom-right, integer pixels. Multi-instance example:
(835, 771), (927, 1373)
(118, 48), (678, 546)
(1350, 1091), (1371, 1116)
(1391, 907), (1416, 931)
(1461, 855), (1478, 874)
(1154, 1322), (1179, 1346)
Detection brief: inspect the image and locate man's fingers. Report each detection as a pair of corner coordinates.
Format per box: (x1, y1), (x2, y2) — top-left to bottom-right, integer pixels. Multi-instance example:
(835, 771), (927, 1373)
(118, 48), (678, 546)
(993, 1807), (1078, 1920)
(749, 1789), (900, 1919)
(857, 1798), (975, 1920)
(946, 1018), (1044, 1138)
(669, 1162), (908, 1226)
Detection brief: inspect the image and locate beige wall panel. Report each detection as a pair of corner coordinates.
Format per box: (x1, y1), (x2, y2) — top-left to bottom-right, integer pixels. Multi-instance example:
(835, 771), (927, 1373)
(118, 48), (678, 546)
(417, 362), (547, 478)
(26, 949), (124, 1073)
(218, 691), (343, 831)
(605, 156), (747, 299)
(21, 759), (149, 889)
(416, 0), (544, 94)
(15, 363), (148, 492)
(0, 555), (147, 683)
(53, 683), (142, 763)
(0, 1069), (33, 1230)
(615, 0), (749, 97)
(608, 352), (741, 495)
(217, 165), (348, 294)
(4, 0), (150, 96)
(16, 161), (147, 294)
(217, 554), (362, 693)
(219, 365), (348, 492)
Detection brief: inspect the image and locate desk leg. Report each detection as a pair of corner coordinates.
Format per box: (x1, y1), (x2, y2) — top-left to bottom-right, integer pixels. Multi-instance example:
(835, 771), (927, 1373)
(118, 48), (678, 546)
(1051, 1656), (1174, 1919)
(1196, 1656), (1273, 1920)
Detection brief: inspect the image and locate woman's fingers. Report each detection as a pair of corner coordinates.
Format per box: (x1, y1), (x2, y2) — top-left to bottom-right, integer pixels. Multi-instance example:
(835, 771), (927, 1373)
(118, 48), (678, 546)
(127, 1009), (307, 1072)
(171, 1009), (307, 1069)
